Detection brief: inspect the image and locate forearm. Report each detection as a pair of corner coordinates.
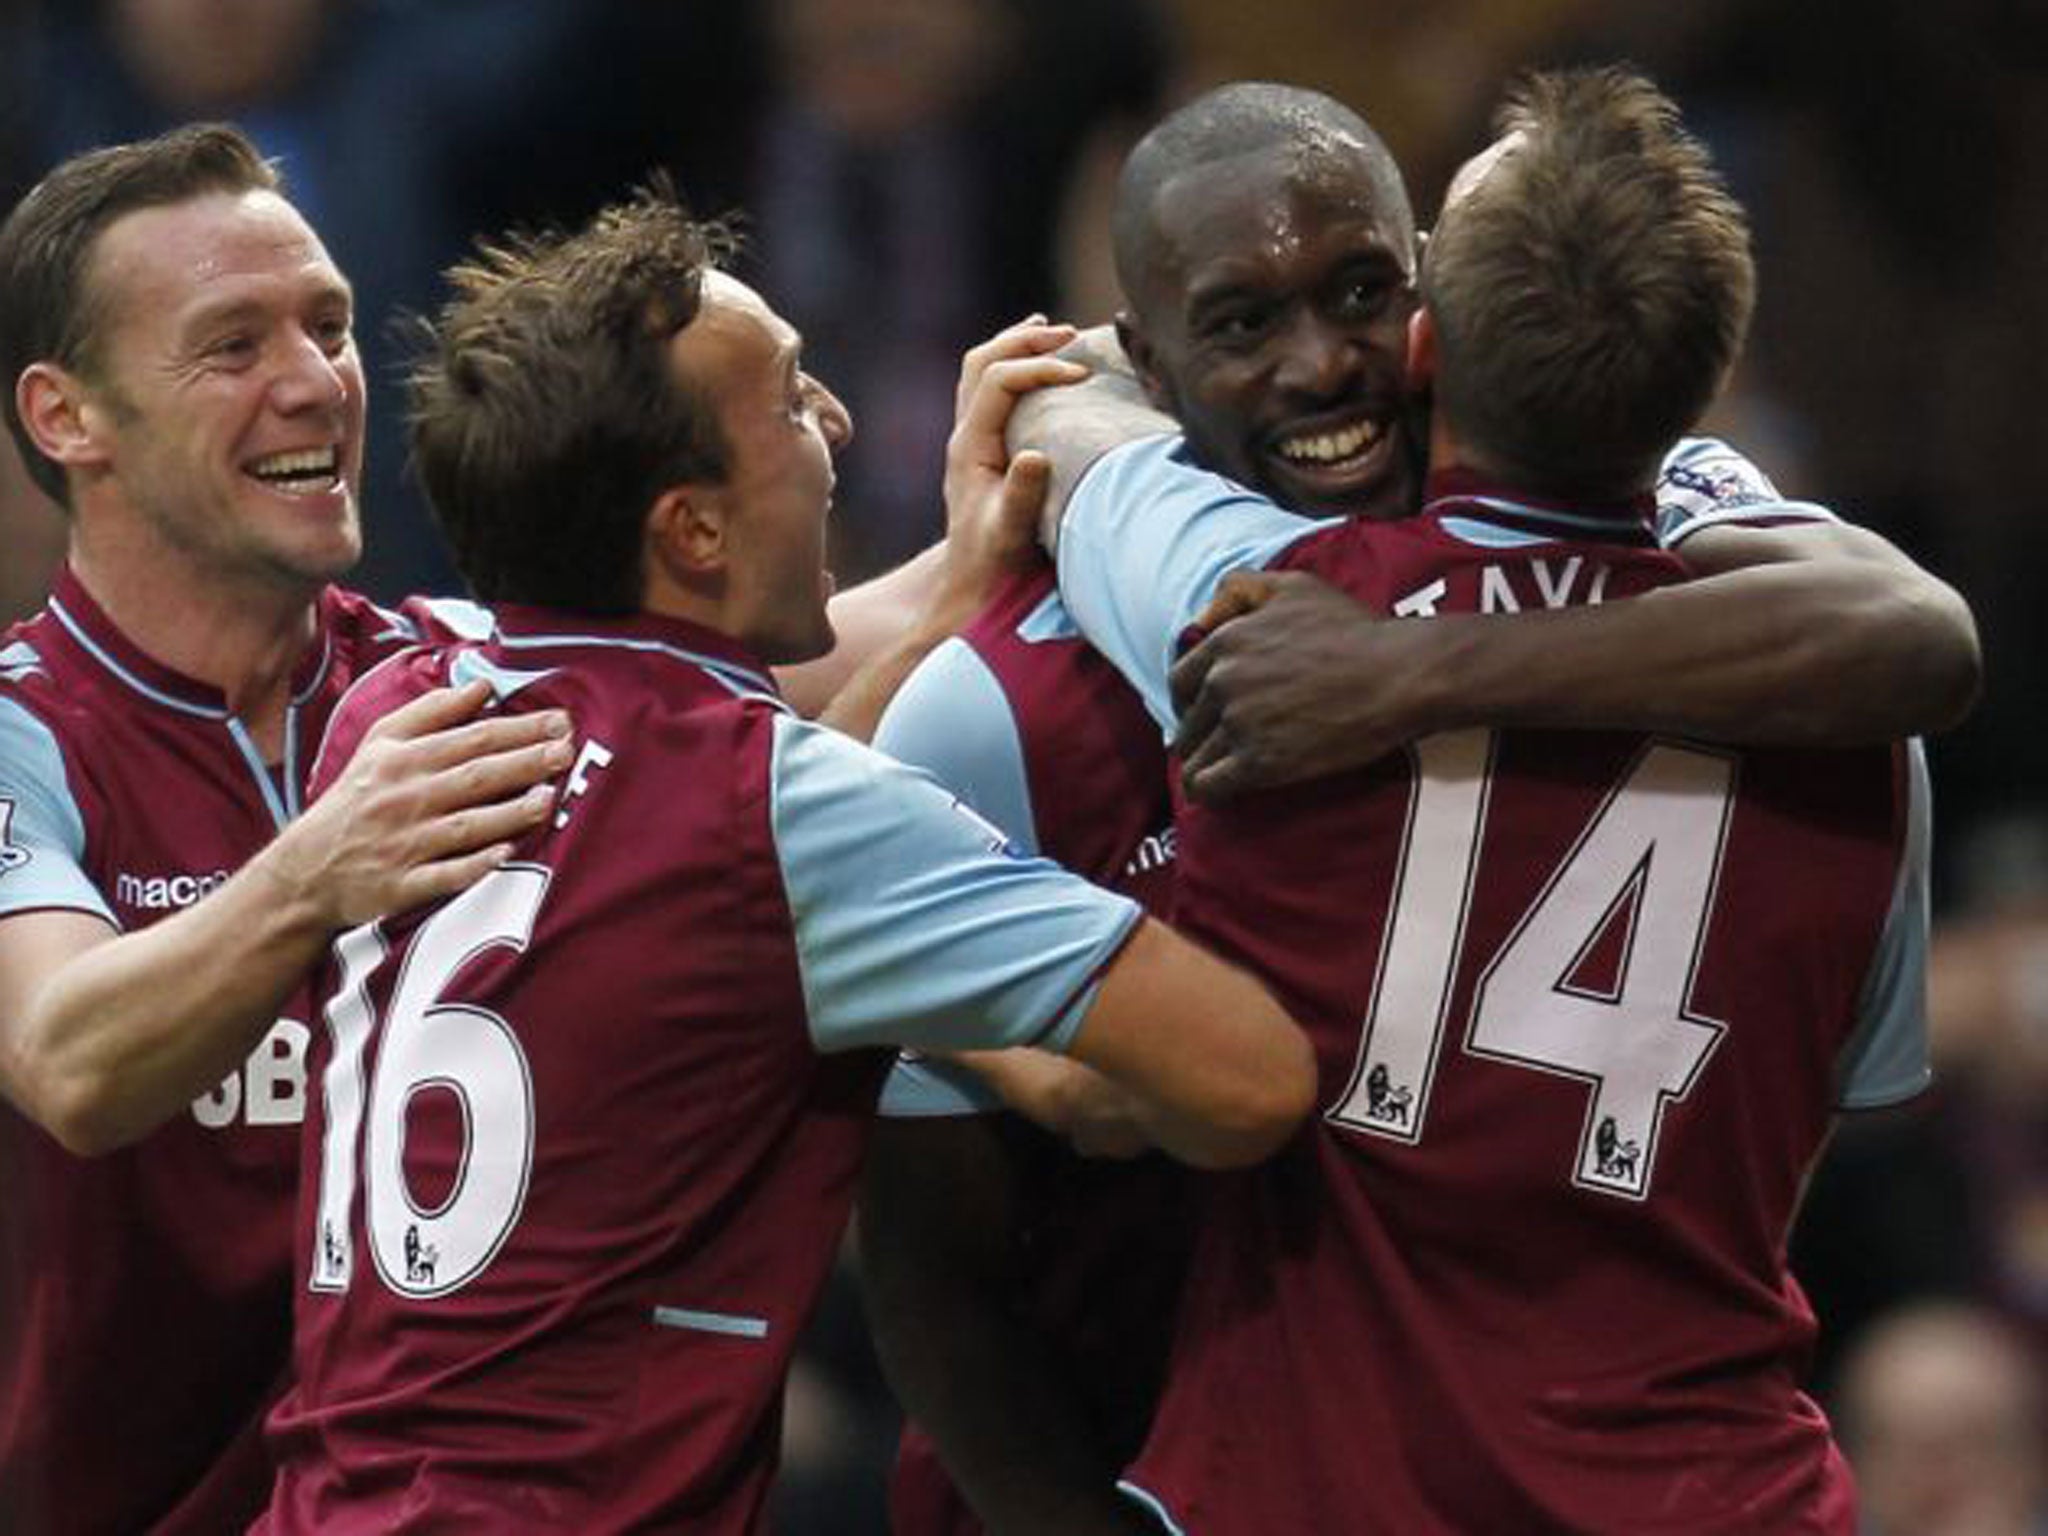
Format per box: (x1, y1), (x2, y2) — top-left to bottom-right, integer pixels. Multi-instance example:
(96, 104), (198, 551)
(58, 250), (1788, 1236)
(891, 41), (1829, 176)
(952, 1047), (1152, 1158)
(0, 686), (570, 1152)
(1073, 919), (1314, 1169)
(813, 560), (978, 743)
(1411, 556), (1979, 745)
(1, 844), (332, 1153)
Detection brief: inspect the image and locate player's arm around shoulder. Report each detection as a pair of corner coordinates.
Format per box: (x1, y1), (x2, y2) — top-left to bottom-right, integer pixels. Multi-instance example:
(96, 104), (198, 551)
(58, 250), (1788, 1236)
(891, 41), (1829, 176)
(774, 715), (1312, 1168)
(1668, 514), (1980, 740)
(1069, 917), (1315, 1169)
(0, 680), (571, 1154)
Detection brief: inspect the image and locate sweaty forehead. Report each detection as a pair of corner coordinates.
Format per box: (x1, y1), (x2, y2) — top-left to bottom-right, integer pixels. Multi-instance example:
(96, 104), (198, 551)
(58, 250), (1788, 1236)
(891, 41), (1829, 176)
(1143, 143), (1408, 299)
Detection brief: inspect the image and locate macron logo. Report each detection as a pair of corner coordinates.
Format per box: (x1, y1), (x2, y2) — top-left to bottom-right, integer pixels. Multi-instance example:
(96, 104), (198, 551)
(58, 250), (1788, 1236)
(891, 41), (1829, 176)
(1123, 825), (1176, 879)
(116, 868), (231, 910)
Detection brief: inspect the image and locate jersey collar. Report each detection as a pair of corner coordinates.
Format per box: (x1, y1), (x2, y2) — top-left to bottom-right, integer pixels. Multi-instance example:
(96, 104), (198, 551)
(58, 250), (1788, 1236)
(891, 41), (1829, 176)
(1420, 467), (1658, 547)
(486, 603), (781, 701)
(46, 564), (340, 719)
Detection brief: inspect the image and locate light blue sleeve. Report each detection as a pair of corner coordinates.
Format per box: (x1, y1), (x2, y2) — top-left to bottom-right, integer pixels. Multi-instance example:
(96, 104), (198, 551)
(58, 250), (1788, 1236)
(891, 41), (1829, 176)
(875, 1051), (1005, 1116)
(873, 637), (1040, 858)
(1055, 435), (1335, 734)
(770, 714), (1142, 1056)
(1653, 437), (1839, 548)
(1836, 740), (1934, 1108)
(872, 637), (1042, 1117)
(0, 696), (116, 924)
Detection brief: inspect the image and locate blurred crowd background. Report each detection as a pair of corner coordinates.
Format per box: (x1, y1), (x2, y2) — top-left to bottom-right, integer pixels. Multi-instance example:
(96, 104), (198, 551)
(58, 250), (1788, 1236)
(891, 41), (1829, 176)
(3, 2), (2043, 1531)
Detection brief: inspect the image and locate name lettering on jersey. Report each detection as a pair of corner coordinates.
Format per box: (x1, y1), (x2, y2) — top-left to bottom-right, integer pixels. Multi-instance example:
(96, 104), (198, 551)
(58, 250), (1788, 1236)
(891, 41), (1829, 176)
(1123, 824), (1177, 879)
(192, 1017), (309, 1129)
(1392, 577), (1449, 618)
(554, 738), (616, 829)
(115, 867), (231, 910)
(0, 799), (29, 875)
(1394, 559), (1613, 618)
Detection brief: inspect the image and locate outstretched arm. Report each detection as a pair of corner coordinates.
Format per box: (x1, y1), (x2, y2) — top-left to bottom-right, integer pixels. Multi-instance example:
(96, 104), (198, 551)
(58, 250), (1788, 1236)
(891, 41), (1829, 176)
(0, 683), (569, 1153)
(1170, 516), (1981, 800)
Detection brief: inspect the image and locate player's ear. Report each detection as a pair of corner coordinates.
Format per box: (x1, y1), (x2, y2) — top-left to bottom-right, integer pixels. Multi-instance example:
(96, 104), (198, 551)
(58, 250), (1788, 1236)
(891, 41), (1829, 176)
(1406, 307), (1439, 390)
(1115, 312), (1173, 414)
(645, 483), (728, 583)
(17, 362), (112, 475)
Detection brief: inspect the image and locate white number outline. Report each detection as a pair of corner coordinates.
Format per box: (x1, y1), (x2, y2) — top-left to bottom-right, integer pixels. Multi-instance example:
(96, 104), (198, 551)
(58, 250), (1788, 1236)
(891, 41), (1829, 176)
(1328, 732), (1736, 1200)
(310, 863), (549, 1298)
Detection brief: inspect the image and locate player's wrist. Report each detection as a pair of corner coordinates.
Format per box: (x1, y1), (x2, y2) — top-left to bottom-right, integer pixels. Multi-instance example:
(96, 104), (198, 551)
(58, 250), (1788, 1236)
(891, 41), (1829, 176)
(1403, 613), (1497, 738)
(243, 813), (351, 939)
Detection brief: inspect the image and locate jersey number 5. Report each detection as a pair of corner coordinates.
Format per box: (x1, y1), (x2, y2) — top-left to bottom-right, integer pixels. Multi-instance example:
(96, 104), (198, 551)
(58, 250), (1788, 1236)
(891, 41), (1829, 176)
(309, 864), (548, 1298)
(1328, 730), (1734, 1200)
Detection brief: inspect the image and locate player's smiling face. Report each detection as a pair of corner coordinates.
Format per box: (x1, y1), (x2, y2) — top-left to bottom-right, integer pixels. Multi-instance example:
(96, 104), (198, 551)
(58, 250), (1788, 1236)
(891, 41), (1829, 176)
(675, 272), (852, 666)
(76, 188), (365, 590)
(1123, 141), (1420, 522)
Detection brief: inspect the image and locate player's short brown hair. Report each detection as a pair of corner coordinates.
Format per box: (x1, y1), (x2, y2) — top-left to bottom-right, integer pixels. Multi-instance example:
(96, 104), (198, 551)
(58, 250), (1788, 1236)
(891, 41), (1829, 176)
(1422, 67), (1755, 500)
(407, 181), (737, 614)
(0, 123), (279, 506)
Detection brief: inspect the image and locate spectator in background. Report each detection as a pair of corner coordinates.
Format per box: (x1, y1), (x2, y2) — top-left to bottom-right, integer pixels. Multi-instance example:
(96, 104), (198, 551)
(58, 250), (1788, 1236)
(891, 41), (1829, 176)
(1792, 813), (2048, 1397)
(746, 0), (1174, 578)
(1837, 1300), (2048, 1536)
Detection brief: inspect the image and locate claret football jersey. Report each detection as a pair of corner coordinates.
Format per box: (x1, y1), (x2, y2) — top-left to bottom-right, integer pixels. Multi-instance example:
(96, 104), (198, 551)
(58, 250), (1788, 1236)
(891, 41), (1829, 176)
(262, 604), (1142, 1535)
(0, 567), (478, 1535)
(1054, 438), (1929, 1535)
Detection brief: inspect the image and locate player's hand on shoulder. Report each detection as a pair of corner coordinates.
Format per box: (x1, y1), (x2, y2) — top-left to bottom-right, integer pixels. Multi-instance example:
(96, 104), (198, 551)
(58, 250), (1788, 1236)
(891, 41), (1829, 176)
(1054, 322), (1136, 381)
(934, 316), (1086, 621)
(265, 681), (574, 928)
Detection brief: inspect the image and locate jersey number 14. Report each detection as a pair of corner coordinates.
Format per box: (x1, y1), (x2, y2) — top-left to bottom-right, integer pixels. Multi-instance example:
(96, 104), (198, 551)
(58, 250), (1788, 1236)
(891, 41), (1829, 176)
(1328, 730), (1735, 1201)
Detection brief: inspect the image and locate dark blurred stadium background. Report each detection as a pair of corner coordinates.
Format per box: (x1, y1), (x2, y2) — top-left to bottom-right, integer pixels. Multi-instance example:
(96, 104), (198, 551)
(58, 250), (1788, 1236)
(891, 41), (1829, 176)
(5, 3), (2043, 1530)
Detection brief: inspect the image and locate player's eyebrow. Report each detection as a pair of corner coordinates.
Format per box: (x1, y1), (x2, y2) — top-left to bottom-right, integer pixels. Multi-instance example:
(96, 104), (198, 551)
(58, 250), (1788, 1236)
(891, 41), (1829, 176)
(1183, 272), (1272, 329)
(176, 278), (353, 344)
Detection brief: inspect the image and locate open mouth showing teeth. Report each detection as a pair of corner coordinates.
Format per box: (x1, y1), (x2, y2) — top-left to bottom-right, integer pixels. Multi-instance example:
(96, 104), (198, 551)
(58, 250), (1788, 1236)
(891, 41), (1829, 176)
(1275, 418), (1382, 466)
(246, 447), (340, 489)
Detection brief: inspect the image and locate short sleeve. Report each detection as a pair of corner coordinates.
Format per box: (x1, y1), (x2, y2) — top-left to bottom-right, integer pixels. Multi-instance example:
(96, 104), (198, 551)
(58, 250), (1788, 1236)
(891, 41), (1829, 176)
(873, 638), (1041, 858)
(1835, 740), (1934, 1108)
(1056, 435), (1333, 733)
(0, 697), (115, 925)
(769, 715), (1141, 1056)
(1653, 438), (1838, 548)
(875, 1051), (1006, 1117)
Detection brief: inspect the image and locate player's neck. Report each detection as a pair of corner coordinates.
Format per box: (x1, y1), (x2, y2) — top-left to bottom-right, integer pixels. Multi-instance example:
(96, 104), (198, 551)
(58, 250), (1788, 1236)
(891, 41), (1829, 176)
(640, 570), (737, 647)
(67, 527), (323, 749)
